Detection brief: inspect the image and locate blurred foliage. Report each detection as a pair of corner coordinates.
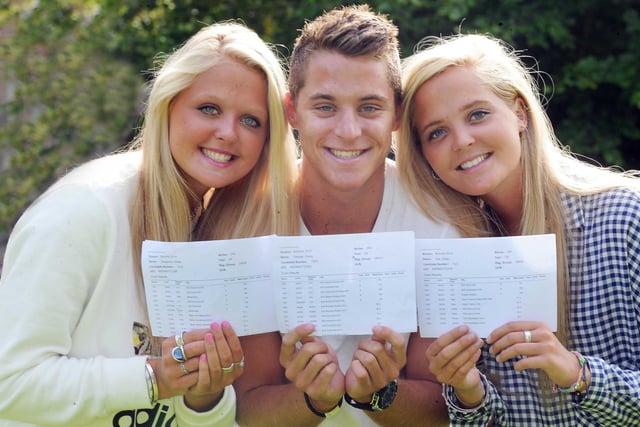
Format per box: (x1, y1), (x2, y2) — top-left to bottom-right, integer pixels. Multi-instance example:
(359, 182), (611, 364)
(0, 0), (143, 245)
(1, 0), (639, 253)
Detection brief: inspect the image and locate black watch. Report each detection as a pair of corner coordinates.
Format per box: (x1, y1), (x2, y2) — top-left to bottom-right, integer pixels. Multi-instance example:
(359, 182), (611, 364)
(344, 379), (398, 412)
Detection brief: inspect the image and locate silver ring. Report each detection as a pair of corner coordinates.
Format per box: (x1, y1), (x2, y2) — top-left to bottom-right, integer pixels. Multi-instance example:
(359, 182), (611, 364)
(234, 357), (245, 368)
(180, 362), (190, 375)
(524, 330), (532, 343)
(221, 363), (234, 373)
(171, 345), (187, 363)
(175, 331), (185, 347)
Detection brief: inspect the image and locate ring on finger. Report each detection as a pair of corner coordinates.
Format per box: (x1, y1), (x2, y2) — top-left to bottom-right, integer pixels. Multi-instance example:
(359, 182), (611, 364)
(221, 363), (234, 374)
(233, 357), (245, 368)
(180, 362), (190, 375)
(524, 330), (532, 343)
(171, 345), (187, 363)
(175, 331), (185, 347)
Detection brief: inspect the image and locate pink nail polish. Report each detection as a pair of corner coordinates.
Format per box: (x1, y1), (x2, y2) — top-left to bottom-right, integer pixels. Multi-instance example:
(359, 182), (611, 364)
(211, 322), (220, 331)
(222, 320), (231, 329)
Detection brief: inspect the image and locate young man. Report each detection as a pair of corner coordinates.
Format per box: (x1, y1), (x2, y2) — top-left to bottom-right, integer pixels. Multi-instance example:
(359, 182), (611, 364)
(234, 6), (455, 426)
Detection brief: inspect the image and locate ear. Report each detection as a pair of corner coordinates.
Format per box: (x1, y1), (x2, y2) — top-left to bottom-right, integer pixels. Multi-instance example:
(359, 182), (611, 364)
(392, 102), (401, 132)
(515, 97), (528, 133)
(284, 93), (298, 129)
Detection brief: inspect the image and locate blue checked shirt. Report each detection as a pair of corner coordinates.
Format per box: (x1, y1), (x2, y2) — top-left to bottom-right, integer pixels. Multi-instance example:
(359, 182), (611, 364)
(443, 189), (640, 426)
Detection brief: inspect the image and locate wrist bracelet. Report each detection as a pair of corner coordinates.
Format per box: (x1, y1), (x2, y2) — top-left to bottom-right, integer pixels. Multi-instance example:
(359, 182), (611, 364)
(552, 351), (588, 394)
(303, 392), (342, 417)
(145, 359), (159, 405)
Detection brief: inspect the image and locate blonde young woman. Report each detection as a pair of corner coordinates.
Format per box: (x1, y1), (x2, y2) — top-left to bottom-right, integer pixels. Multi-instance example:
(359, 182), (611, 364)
(396, 34), (640, 425)
(0, 22), (298, 427)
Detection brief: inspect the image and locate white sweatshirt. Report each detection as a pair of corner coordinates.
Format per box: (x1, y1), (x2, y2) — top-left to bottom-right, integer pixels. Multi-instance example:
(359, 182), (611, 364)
(0, 151), (235, 427)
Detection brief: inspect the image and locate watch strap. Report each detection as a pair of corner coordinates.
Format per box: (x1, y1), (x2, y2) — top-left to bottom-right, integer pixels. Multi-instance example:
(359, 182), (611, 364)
(304, 392), (342, 417)
(344, 379), (398, 412)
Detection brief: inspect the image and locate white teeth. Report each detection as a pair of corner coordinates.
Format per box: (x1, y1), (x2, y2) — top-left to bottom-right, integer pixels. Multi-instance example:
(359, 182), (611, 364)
(330, 149), (362, 159)
(460, 153), (489, 170)
(203, 149), (232, 163)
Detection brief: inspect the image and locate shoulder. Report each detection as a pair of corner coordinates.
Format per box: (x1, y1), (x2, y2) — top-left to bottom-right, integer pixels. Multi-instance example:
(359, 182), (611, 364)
(378, 158), (458, 237)
(568, 188), (640, 216)
(13, 152), (141, 242)
(52, 150), (142, 190)
(563, 188), (640, 235)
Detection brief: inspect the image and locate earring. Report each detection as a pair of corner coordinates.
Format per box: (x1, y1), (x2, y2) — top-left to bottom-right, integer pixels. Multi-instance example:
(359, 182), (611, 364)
(431, 169), (441, 181)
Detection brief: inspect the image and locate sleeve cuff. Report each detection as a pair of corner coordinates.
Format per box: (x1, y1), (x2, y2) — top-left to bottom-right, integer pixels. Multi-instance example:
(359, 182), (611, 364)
(173, 385), (236, 427)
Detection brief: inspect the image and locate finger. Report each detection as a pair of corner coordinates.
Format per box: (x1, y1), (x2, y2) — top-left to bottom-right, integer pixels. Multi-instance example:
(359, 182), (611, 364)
(221, 321), (244, 368)
(196, 353), (213, 390)
(426, 325), (471, 359)
(305, 362), (343, 402)
(437, 342), (483, 385)
(293, 352), (335, 391)
(210, 322), (234, 370)
(486, 321), (542, 344)
(372, 325), (406, 366)
(280, 323), (315, 365)
(430, 334), (483, 380)
(284, 339), (331, 383)
(489, 325), (544, 356)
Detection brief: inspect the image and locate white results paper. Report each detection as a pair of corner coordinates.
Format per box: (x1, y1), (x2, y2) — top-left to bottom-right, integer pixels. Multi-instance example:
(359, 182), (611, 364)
(415, 234), (557, 338)
(142, 236), (275, 337)
(273, 231), (416, 336)
(141, 231), (416, 337)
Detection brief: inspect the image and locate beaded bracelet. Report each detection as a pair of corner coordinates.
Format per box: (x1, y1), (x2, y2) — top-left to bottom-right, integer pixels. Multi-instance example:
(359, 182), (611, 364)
(145, 359), (159, 405)
(552, 351), (588, 394)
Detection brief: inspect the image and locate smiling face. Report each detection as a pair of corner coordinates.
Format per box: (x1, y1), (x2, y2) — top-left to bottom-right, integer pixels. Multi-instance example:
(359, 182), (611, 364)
(287, 50), (399, 193)
(413, 65), (527, 206)
(168, 58), (268, 198)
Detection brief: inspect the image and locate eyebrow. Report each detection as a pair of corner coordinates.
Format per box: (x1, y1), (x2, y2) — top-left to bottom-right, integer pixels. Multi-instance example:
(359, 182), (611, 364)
(308, 93), (390, 103)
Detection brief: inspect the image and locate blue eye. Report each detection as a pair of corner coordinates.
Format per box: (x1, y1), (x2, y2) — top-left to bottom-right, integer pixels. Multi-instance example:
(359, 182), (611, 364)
(470, 110), (488, 121)
(360, 105), (379, 113)
(241, 116), (260, 128)
(199, 105), (219, 115)
(428, 128), (447, 142)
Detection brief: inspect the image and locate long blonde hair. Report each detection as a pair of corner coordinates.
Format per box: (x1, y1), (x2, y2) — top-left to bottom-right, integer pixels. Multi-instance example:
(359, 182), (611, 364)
(397, 34), (640, 347)
(129, 22), (298, 297)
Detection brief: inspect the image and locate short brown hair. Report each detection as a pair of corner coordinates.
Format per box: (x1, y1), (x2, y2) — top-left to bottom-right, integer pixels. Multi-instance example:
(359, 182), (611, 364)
(288, 4), (401, 105)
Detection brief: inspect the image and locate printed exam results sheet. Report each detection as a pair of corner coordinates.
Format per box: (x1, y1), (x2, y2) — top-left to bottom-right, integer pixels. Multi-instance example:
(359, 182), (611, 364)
(416, 234), (557, 338)
(274, 232), (416, 336)
(142, 236), (275, 337)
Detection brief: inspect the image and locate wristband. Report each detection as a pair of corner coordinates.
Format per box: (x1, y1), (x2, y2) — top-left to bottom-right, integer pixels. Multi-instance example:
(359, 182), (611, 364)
(145, 359), (159, 405)
(552, 351), (588, 394)
(303, 392), (342, 417)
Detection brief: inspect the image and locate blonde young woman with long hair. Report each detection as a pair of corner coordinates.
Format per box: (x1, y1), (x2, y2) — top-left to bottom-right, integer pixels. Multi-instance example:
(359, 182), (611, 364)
(396, 33), (640, 425)
(0, 22), (298, 427)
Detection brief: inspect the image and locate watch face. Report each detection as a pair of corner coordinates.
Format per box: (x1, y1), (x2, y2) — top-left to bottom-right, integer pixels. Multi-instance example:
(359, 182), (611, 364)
(373, 379), (398, 411)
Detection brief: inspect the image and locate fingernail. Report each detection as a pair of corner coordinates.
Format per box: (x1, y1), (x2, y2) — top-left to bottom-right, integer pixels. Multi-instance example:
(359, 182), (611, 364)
(201, 353), (207, 362)
(222, 320), (231, 329)
(206, 333), (214, 343)
(211, 322), (220, 331)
